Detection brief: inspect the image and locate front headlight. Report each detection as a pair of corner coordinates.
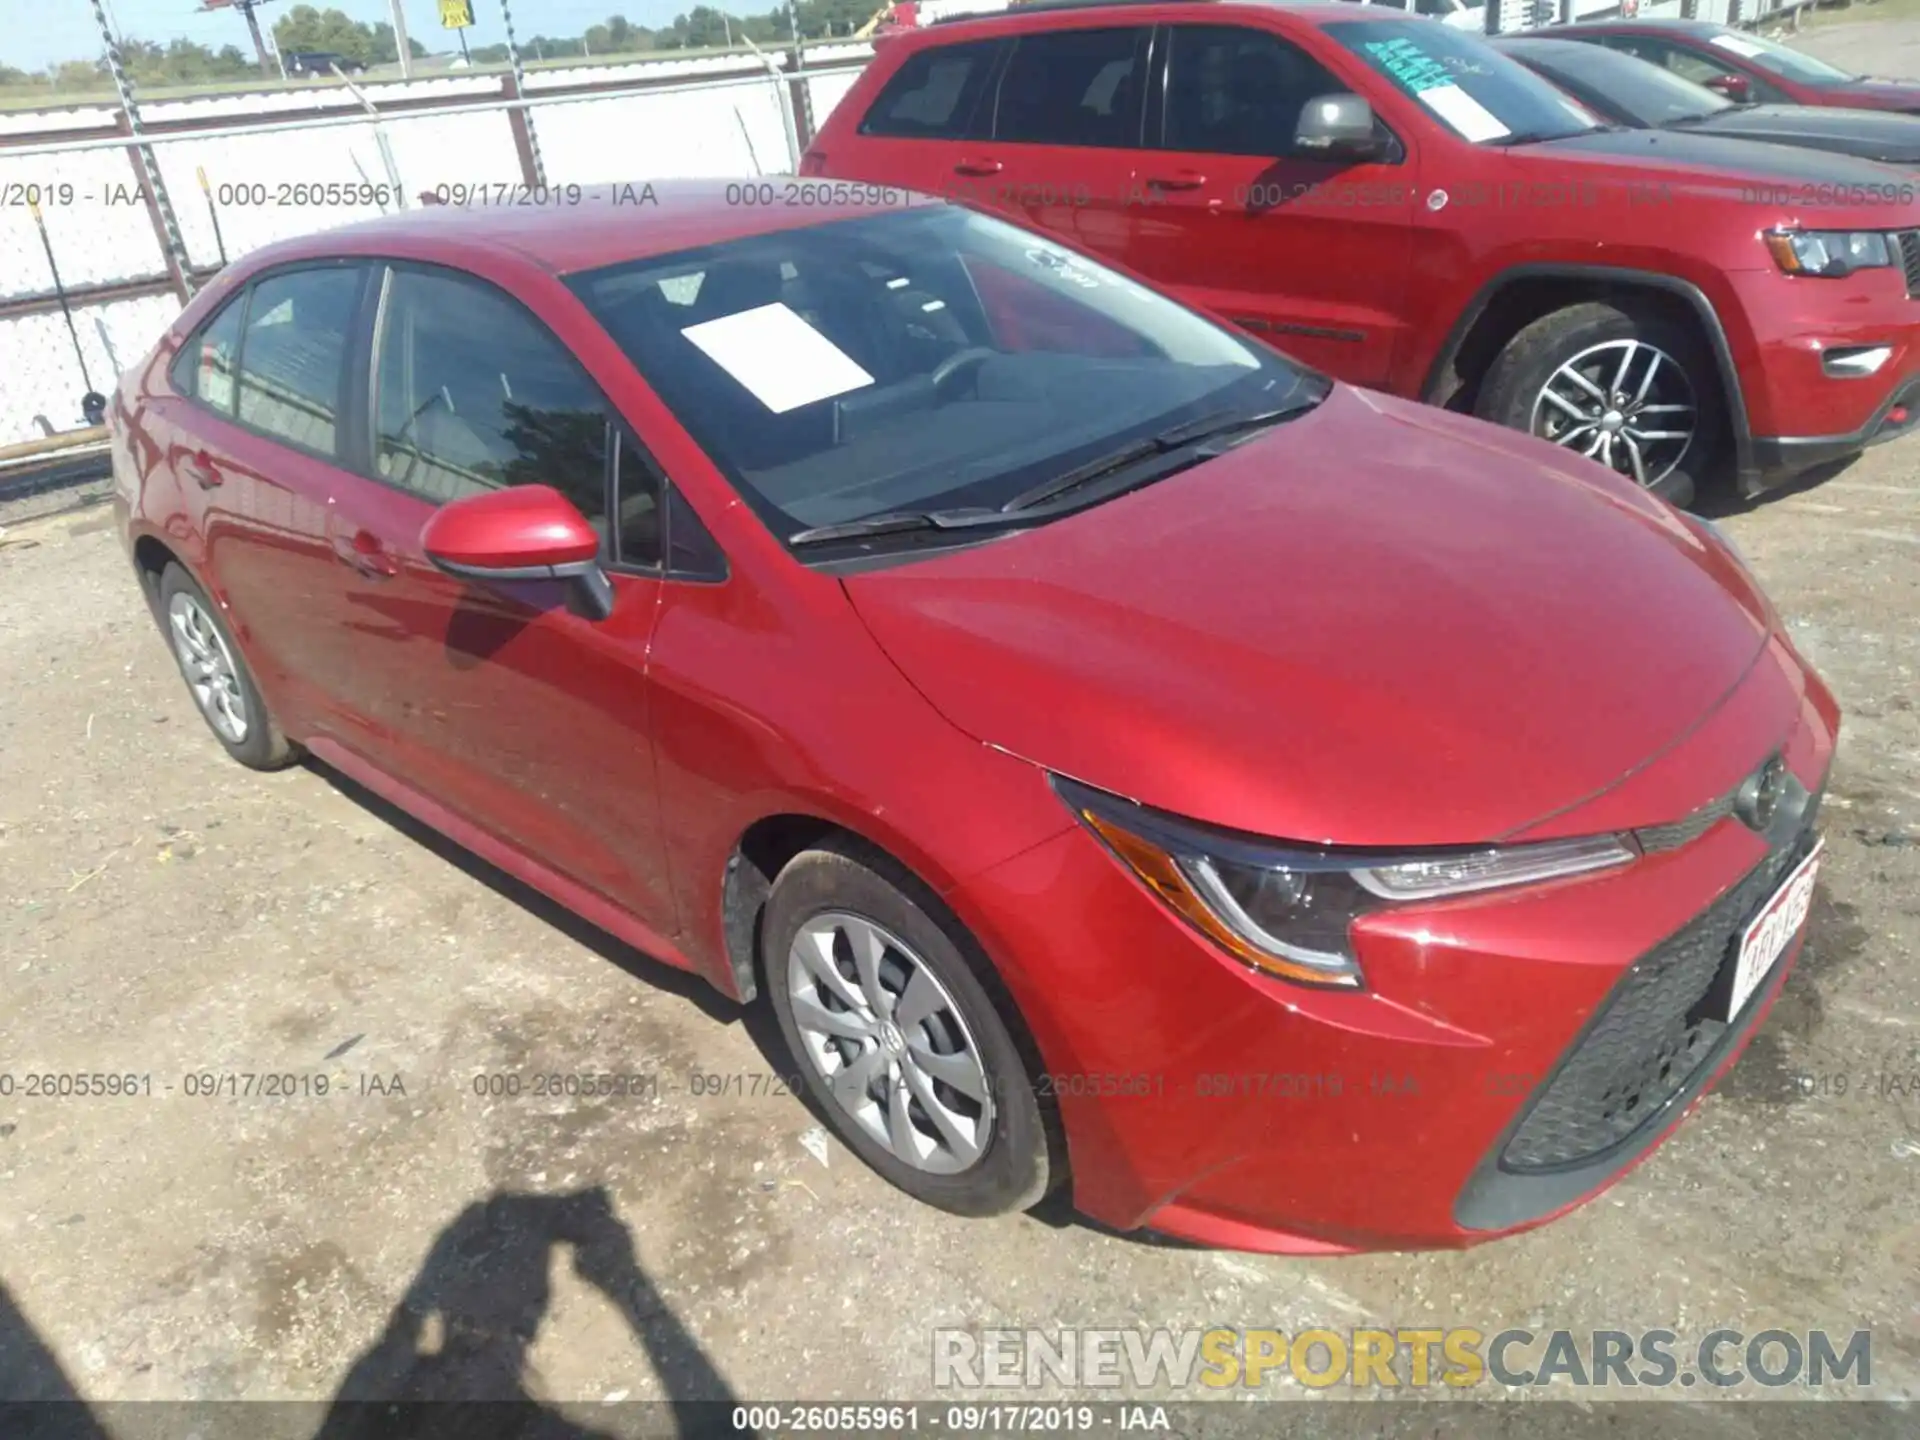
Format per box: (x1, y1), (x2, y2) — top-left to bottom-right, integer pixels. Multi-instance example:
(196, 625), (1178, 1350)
(1056, 776), (1636, 989)
(1764, 228), (1895, 278)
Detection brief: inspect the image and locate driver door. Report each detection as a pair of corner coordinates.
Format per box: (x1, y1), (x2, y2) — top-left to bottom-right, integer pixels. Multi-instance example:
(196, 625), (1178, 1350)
(318, 262), (678, 932)
(1127, 22), (1418, 386)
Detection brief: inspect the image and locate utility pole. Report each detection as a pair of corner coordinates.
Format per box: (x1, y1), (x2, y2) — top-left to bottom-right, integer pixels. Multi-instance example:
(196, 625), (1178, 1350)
(236, 0), (274, 74)
(389, 0), (413, 77)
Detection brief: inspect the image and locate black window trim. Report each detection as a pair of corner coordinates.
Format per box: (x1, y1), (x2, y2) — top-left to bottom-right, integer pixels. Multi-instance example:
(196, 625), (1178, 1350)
(171, 258), (369, 469)
(355, 257), (727, 586)
(987, 23), (1156, 149)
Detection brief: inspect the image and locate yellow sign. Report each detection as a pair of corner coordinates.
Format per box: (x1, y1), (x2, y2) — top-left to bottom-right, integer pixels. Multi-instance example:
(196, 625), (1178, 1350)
(439, 0), (475, 29)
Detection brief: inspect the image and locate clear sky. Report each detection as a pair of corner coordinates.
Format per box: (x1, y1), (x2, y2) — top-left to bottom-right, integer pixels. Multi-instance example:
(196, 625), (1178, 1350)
(12, 0), (700, 70)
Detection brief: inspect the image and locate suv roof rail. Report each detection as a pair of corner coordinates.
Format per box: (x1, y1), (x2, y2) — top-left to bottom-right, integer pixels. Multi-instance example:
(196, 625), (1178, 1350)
(929, 0), (1215, 24)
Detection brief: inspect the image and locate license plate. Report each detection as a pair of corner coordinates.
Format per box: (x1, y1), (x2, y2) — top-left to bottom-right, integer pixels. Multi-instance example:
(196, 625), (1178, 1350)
(1720, 840), (1823, 1022)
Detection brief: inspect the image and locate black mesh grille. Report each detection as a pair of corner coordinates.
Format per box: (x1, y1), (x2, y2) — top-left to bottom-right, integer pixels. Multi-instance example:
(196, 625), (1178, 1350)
(1499, 818), (1820, 1174)
(1896, 230), (1920, 297)
(1632, 788), (1736, 855)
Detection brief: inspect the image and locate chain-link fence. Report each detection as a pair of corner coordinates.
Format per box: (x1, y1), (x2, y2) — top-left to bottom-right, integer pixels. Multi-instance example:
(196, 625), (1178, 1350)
(0, 44), (870, 450)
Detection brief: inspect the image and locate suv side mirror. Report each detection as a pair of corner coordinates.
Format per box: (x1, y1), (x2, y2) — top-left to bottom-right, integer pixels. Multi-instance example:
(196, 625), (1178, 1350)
(1294, 93), (1382, 159)
(422, 484), (616, 622)
(1703, 72), (1753, 104)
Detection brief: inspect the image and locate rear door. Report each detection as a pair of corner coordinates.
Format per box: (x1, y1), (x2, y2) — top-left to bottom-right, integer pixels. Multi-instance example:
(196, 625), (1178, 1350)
(1127, 21), (1418, 385)
(160, 263), (373, 735)
(969, 24), (1154, 265)
(318, 262), (679, 929)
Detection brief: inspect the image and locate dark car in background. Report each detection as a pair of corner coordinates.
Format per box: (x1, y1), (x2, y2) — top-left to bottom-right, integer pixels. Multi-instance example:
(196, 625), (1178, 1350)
(1540, 19), (1920, 112)
(284, 50), (366, 77)
(1497, 35), (1920, 166)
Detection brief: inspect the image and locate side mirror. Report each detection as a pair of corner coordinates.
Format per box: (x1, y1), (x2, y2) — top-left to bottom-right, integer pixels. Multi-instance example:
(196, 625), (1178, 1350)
(1293, 93), (1382, 158)
(1703, 72), (1753, 104)
(422, 484), (615, 622)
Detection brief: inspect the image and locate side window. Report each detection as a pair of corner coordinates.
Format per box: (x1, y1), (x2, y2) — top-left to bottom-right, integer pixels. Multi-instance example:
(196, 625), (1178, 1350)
(172, 292), (246, 415)
(610, 429), (663, 570)
(993, 27), (1149, 148)
(859, 40), (1002, 139)
(234, 267), (363, 456)
(371, 267), (611, 530)
(1161, 26), (1351, 157)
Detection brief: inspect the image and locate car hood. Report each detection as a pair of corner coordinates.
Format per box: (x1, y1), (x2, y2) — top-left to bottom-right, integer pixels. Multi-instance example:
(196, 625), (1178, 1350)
(1532, 125), (1918, 186)
(1688, 104), (1920, 164)
(841, 386), (1774, 847)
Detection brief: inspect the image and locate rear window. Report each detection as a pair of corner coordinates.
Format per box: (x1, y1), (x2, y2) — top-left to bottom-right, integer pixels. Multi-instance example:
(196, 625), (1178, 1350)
(859, 40), (1003, 139)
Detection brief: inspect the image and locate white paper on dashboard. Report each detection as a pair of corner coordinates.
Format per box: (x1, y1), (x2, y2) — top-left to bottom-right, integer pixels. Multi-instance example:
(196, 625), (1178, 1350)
(1710, 35), (1765, 58)
(680, 302), (876, 414)
(1418, 82), (1512, 142)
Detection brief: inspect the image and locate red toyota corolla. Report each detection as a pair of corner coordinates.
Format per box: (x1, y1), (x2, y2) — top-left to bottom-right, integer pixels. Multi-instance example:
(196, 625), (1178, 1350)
(110, 183), (1836, 1253)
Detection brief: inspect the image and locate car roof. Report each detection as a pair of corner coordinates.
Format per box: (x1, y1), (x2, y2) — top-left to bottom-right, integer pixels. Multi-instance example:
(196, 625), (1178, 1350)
(1533, 18), (1729, 37)
(231, 179), (948, 279)
(917, 0), (1409, 35)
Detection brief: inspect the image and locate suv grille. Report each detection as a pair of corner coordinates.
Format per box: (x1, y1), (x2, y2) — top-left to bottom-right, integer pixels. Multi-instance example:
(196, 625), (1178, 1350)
(1499, 810), (1820, 1174)
(1896, 230), (1920, 297)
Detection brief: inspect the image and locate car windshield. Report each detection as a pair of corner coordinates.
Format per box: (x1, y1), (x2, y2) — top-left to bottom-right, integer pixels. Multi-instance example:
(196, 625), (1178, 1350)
(1509, 41), (1729, 127)
(569, 205), (1320, 546)
(1701, 28), (1859, 85)
(1327, 19), (1607, 144)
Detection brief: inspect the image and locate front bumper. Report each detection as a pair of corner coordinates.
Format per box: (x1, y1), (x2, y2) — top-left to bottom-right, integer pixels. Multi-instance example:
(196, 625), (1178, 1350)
(962, 664), (1837, 1253)
(1724, 267), (1920, 495)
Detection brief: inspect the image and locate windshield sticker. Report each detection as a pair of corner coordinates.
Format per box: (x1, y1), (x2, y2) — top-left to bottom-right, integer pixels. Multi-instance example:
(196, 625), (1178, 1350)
(680, 302), (875, 415)
(1418, 82), (1513, 142)
(1709, 35), (1764, 59)
(1363, 37), (1454, 94)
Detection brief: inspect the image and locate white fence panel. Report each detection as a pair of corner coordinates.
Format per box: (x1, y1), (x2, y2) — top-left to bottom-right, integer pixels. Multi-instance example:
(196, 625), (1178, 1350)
(0, 292), (181, 443)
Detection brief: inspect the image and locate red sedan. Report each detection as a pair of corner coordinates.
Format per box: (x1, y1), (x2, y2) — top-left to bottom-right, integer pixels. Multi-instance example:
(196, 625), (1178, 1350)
(109, 183), (1836, 1252)
(1542, 19), (1920, 112)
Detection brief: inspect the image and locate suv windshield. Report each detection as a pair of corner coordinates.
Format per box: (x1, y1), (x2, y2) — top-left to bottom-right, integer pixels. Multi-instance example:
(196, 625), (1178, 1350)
(1506, 41), (1729, 127)
(1327, 20), (1606, 144)
(1700, 28), (1859, 86)
(570, 206), (1321, 548)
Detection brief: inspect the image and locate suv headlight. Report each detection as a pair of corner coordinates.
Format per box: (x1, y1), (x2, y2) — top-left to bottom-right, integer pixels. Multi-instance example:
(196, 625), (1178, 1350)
(1765, 229), (1895, 278)
(1055, 776), (1636, 989)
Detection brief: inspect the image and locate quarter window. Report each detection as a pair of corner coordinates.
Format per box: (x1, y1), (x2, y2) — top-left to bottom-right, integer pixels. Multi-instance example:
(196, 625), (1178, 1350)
(173, 291), (246, 414)
(993, 28), (1149, 148)
(233, 267), (363, 456)
(370, 267), (625, 543)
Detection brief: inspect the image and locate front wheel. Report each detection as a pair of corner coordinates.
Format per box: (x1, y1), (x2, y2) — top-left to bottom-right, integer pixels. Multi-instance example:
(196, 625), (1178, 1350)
(763, 839), (1059, 1217)
(1475, 301), (1724, 509)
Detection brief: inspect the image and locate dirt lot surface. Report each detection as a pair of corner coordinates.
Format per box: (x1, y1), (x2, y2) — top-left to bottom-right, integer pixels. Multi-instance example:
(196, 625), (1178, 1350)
(1, 18), (1918, 1432)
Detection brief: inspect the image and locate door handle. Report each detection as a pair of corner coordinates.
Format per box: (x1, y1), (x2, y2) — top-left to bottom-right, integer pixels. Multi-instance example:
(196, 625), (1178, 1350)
(332, 528), (399, 579)
(953, 157), (1004, 177)
(1145, 171), (1207, 192)
(180, 450), (222, 489)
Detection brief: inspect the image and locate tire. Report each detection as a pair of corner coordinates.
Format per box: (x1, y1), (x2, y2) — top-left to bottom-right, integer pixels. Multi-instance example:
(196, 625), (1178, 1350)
(1474, 300), (1724, 509)
(763, 837), (1060, 1217)
(157, 563), (297, 771)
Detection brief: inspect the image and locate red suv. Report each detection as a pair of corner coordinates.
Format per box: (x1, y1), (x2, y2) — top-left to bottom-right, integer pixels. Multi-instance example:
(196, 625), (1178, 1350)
(808, 0), (1920, 503)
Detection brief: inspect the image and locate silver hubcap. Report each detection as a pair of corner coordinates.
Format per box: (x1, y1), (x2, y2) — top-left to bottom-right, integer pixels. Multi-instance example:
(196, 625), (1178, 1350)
(1531, 338), (1697, 489)
(788, 911), (993, 1174)
(167, 592), (248, 744)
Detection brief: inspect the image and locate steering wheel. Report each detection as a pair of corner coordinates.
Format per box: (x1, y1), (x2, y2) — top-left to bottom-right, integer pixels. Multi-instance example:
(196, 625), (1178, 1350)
(929, 346), (996, 398)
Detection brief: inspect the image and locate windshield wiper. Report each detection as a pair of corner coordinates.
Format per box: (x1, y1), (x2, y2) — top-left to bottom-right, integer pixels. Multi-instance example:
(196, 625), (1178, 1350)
(788, 506), (1015, 547)
(1482, 123), (1615, 147)
(998, 404), (1303, 515)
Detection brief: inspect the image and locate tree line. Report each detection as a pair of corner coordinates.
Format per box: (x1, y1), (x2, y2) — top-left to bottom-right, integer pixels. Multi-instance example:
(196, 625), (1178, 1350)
(0, 2), (892, 95)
